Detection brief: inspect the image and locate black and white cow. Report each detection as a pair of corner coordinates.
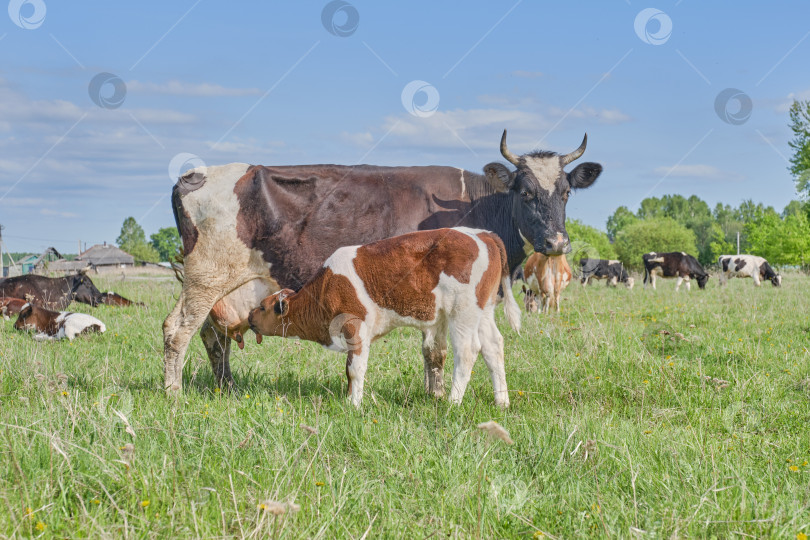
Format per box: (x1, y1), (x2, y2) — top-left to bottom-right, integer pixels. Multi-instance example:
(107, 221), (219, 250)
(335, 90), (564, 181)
(579, 258), (634, 288)
(643, 252), (709, 291)
(718, 255), (781, 287)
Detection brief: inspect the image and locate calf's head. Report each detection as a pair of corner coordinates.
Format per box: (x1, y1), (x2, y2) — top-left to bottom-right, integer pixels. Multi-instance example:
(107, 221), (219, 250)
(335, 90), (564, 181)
(13, 303), (38, 332)
(248, 289), (295, 339)
(484, 130), (602, 255)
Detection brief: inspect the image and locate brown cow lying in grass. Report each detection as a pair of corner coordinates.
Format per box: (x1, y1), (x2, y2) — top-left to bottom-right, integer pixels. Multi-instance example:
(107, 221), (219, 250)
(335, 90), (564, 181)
(1, 298), (27, 320)
(14, 303), (106, 341)
(522, 252), (572, 313)
(248, 227), (521, 408)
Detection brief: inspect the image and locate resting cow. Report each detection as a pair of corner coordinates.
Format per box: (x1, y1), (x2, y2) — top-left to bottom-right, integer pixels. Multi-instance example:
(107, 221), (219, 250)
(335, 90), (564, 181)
(14, 303), (106, 341)
(579, 258), (634, 288)
(718, 255), (781, 287)
(522, 253), (572, 313)
(248, 228), (520, 407)
(164, 130), (602, 391)
(643, 252), (709, 291)
(0, 272), (104, 310)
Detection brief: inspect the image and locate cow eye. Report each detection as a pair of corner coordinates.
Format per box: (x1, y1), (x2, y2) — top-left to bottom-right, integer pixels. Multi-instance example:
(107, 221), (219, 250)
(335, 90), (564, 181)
(520, 190), (532, 201)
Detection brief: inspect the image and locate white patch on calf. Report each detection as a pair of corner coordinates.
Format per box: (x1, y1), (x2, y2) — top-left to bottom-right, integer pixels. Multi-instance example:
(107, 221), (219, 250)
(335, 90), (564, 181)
(525, 156), (561, 195)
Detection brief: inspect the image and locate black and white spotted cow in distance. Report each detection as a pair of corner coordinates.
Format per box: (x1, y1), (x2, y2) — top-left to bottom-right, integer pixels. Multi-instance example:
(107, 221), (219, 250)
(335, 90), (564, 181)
(643, 252), (709, 291)
(718, 255), (781, 287)
(579, 258), (634, 288)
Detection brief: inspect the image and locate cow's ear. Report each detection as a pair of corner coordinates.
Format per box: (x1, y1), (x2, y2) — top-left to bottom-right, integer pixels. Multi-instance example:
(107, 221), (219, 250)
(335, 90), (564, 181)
(274, 298), (289, 317)
(19, 304), (33, 318)
(568, 162), (602, 189)
(484, 162), (516, 192)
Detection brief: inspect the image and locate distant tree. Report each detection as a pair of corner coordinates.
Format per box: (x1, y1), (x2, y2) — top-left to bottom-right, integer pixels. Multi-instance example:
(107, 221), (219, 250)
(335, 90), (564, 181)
(746, 210), (810, 266)
(788, 100), (810, 196)
(606, 206), (637, 241)
(150, 227), (181, 262)
(781, 200), (806, 219)
(614, 218), (698, 270)
(565, 219), (617, 266)
(117, 217), (159, 263)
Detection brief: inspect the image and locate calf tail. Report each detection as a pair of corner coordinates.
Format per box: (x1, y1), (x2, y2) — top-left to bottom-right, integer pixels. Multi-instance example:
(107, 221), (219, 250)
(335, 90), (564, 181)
(501, 274), (521, 334)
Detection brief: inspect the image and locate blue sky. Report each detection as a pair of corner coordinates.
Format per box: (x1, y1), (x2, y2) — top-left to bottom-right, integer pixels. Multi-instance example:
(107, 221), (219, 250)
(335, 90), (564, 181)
(1, 0), (809, 254)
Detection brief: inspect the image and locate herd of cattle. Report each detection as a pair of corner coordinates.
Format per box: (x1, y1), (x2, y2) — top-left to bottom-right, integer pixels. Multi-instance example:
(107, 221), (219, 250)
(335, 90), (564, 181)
(0, 131), (785, 407)
(0, 272), (137, 340)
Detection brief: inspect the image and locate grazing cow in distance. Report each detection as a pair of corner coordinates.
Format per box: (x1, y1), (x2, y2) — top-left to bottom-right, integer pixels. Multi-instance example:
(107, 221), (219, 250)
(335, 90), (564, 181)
(579, 258), (634, 289)
(248, 228), (521, 408)
(718, 255), (781, 287)
(1, 298), (27, 320)
(643, 252), (709, 291)
(164, 129), (602, 391)
(522, 253), (572, 313)
(0, 272), (104, 310)
(14, 303), (106, 341)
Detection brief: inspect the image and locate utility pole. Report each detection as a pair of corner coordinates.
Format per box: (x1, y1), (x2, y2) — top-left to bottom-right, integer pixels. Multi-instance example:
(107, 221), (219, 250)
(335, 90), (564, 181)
(0, 224), (4, 277)
(737, 231), (740, 255)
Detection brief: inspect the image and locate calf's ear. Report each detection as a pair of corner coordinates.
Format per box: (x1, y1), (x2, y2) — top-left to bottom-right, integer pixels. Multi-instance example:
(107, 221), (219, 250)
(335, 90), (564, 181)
(568, 162), (602, 189)
(19, 304), (33, 319)
(274, 298), (289, 317)
(484, 162), (516, 192)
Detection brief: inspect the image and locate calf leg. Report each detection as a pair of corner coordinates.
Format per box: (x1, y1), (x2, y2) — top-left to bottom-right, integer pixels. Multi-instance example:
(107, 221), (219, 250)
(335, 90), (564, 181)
(448, 323), (478, 405)
(200, 319), (234, 390)
(478, 314), (509, 407)
(422, 319), (448, 398)
(346, 343), (370, 408)
(675, 276), (683, 291)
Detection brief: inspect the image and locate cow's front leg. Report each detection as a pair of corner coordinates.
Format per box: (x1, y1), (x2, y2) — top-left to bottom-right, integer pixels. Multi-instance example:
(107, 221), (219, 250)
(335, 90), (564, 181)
(422, 319), (448, 398)
(675, 276), (684, 292)
(200, 318), (234, 390)
(346, 344), (370, 408)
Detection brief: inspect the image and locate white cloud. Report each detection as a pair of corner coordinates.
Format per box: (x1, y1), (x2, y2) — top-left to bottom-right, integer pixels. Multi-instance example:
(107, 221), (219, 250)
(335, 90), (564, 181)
(40, 208), (79, 218)
(775, 88), (810, 113)
(652, 164), (740, 181)
(127, 80), (263, 97)
(511, 70), (543, 79)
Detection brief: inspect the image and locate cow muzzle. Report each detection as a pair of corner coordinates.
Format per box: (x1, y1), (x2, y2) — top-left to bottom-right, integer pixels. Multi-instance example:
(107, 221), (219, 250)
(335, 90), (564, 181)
(539, 233), (571, 256)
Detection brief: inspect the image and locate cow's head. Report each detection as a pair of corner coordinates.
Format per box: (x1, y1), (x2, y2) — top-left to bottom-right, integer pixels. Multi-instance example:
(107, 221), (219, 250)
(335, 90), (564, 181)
(484, 130), (602, 255)
(696, 273), (710, 289)
(772, 274), (782, 287)
(70, 272), (104, 306)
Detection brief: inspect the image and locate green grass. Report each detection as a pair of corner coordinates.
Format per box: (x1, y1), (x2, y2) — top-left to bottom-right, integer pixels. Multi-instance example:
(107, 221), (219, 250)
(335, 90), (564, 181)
(1, 273), (809, 538)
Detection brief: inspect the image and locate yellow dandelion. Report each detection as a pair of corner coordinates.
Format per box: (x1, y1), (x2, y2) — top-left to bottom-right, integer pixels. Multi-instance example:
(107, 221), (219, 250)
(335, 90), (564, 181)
(214, 388), (221, 394)
(91, 499), (100, 505)
(258, 503), (267, 510)
(518, 390), (525, 396)
(797, 532), (808, 540)
(140, 500), (150, 508)
(315, 481), (325, 487)
(372, 418), (378, 424)
(790, 465), (799, 472)
(644, 430), (652, 434)
(643, 380), (649, 384)
(61, 391), (68, 396)
(803, 461), (808, 467)
(245, 394), (251, 399)
(35, 522), (46, 531)
(24, 507), (33, 518)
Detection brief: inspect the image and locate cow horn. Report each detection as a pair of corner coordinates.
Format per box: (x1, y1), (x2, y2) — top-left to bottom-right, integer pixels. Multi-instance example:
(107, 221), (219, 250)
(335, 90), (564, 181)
(500, 130), (520, 166)
(561, 133), (588, 165)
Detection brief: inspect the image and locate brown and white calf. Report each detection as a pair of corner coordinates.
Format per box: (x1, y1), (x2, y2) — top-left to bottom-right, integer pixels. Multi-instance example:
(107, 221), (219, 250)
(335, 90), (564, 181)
(1, 298), (27, 320)
(14, 303), (106, 341)
(521, 253), (572, 313)
(248, 227), (521, 407)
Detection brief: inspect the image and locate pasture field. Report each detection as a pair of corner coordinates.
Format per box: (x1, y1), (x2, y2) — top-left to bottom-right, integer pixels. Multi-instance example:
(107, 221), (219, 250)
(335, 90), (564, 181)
(1, 273), (809, 538)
